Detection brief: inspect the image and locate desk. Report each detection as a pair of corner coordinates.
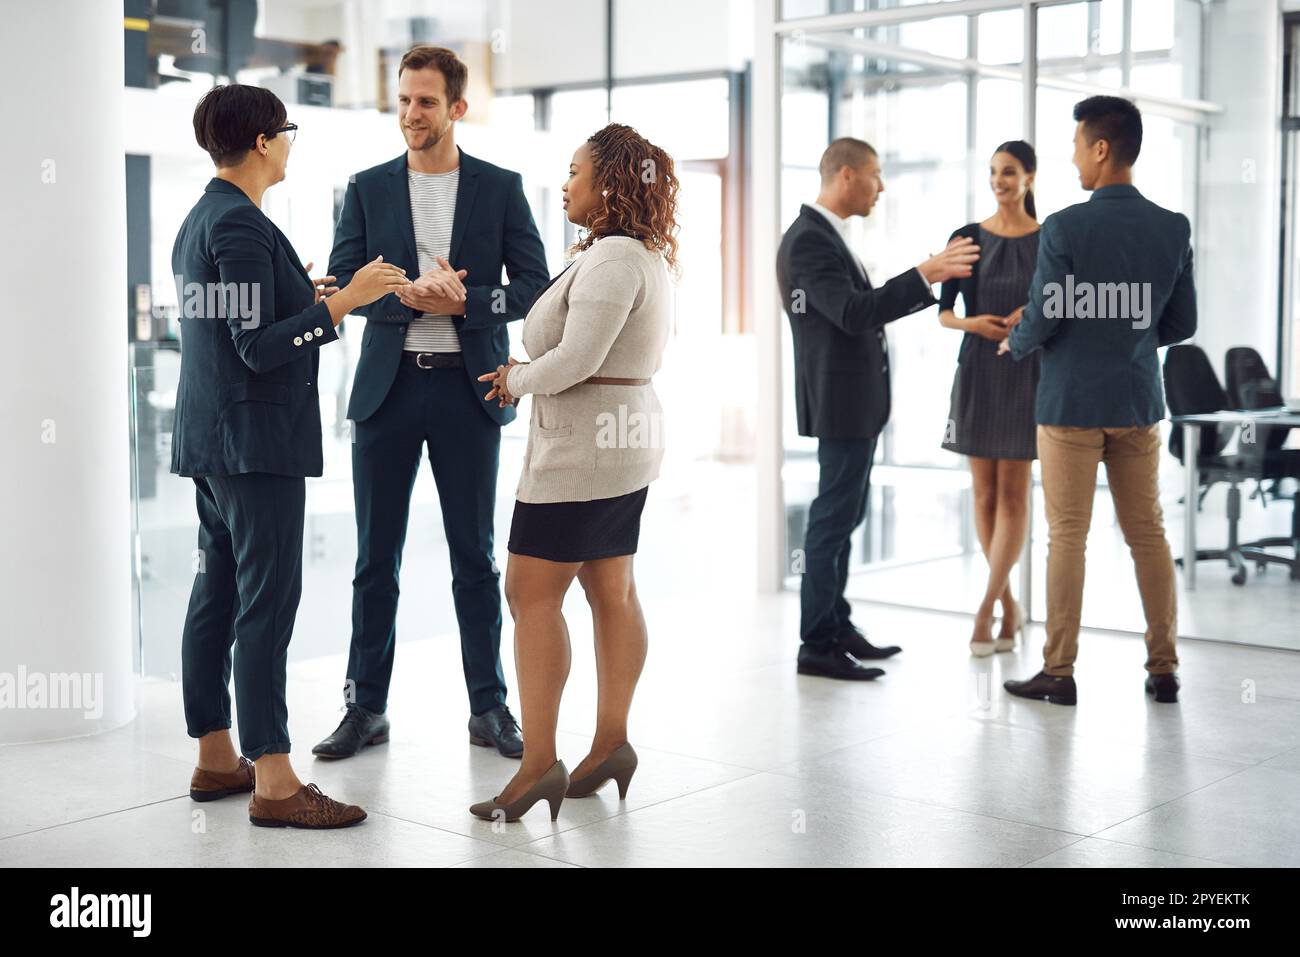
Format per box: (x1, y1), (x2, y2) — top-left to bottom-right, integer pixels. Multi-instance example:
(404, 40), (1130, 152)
(1169, 408), (1300, 589)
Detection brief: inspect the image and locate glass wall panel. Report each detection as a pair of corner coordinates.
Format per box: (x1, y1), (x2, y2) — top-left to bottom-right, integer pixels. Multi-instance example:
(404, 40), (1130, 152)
(779, 14), (995, 604)
(129, 0), (754, 674)
(781, 0), (965, 20)
(774, 0), (1222, 635)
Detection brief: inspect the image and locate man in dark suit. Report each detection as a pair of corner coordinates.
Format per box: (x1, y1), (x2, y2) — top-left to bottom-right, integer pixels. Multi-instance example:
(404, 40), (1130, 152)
(777, 138), (979, 680)
(1001, 96), (1196, 707)
(315, 46), (548, 758)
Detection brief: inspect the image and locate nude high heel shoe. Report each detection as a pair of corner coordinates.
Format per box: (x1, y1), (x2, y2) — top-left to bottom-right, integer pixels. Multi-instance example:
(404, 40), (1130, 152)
(969, 611), (997, 658)
(469, 760), (569, 823)
(996, 608), (1025, 653)
(566, 743), (638, 799)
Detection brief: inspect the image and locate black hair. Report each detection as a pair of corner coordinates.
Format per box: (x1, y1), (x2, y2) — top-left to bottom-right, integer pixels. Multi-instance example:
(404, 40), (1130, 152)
(192, 84), (288, 168)
(993, 139), (1037, 219)
(1072, 94), (1143, 168)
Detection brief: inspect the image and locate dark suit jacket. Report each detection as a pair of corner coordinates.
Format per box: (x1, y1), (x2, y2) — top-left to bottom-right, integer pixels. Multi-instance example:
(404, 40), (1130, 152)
(328, 148), (549, 425)
(170, 178), (339, 478)
(777, 204), (937, 439)
(1008, 183), (1197, 427)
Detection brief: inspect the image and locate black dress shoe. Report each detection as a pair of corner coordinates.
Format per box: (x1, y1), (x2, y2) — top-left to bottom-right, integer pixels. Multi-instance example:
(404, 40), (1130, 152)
(468, 705), (524, 758)
(1145, 672), (1180, 703)
(797, 643), (885, 681)
(1004, 671), (1077, 706)
(837, 626), (901, 660)
(311, 704), (390, 759)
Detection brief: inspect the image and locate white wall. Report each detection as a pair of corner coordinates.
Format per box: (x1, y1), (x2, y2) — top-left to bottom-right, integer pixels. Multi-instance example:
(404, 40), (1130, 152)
(1195, 0), (1283, 380)
(126, 82), (573, 301)
(0, 0), (134, 743)
(493, 0), (752, 89)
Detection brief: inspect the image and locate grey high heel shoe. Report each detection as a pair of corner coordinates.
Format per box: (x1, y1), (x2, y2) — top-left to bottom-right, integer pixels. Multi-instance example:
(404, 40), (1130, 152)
(469, 760), (569, 822)
(566, 743), (638, 799)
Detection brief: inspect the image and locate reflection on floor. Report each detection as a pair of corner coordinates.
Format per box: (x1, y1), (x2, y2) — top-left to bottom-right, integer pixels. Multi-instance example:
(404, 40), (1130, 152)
(136, 443), (739, 675)
(846, 481), (1300, 650)
(5, 596), (1300, 867)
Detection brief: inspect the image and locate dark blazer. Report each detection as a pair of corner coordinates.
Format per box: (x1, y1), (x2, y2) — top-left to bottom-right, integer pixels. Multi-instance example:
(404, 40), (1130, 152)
(170, 178), (339, 478)
(776, 204), (936, 439)
(1008, 183), (1197, 427)
(328, 148), (549, 425)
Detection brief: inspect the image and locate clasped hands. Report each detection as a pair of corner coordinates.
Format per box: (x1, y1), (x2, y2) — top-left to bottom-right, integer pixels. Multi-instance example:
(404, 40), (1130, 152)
(395, 255), (469, 315)
(478, 357), (524, 409)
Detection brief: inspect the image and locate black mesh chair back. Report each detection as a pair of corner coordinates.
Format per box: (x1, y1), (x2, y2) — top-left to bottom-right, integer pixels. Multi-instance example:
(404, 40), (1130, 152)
(1225, 346), (1289, 455)
(1163, 344), (1233, 463)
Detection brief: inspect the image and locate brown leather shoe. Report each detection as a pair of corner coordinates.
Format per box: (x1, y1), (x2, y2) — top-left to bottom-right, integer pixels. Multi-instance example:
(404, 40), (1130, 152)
(190, 756), (256, 802)
(248, 783), (367, 829)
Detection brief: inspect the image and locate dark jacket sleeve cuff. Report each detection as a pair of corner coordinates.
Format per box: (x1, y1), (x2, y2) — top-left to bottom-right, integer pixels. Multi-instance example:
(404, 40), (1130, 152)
(288, 301), (339, 352)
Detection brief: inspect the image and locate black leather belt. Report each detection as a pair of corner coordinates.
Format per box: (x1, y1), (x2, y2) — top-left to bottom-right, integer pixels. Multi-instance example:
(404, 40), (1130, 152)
(403, 351), (464, 369)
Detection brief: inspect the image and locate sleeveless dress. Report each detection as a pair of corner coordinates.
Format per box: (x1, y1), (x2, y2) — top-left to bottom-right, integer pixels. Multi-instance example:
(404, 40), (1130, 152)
(941, 226), (1041, 461)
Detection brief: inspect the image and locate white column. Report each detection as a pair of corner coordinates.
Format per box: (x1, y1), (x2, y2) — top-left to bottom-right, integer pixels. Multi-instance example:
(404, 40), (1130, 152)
(753, 0), (784, 593)
(1196, 0), (1280, 380)
(0, 0), (134, 742)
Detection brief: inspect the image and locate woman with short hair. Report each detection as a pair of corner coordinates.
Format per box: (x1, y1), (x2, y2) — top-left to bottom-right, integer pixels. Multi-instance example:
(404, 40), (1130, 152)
(471, 124), (679, 822)
(173, 84), (408, 828)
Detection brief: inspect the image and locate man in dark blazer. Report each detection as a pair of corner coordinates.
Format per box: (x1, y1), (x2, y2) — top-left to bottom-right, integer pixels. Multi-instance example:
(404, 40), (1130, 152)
(1001, 96), (1196, 707)
(777, 138), (979, 681)
(315, 46), (548, 759)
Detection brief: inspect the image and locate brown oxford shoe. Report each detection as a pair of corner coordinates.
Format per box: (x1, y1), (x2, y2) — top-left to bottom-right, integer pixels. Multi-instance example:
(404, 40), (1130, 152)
(189, 756), (256, 802)
(248, 783), (367, 829)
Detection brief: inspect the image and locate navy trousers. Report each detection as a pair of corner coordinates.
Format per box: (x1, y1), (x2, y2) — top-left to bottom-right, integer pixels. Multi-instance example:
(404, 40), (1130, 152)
(799, 436), (878, 648)
(181, 472), (305, 759)
(347, 360), (506, 715)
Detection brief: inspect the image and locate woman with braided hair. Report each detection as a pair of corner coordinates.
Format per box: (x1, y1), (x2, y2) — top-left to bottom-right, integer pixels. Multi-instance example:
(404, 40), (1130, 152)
(471, 123), (679, 823)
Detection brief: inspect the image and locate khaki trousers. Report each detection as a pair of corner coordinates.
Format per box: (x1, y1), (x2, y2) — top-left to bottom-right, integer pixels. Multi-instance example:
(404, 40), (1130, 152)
(1038, 424), (1178, 677)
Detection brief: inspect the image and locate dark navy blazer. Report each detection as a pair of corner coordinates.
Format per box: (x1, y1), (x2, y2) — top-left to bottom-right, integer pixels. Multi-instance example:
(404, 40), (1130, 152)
(777, 204), (937, 440)
(170, 178), (338, 478)
(1008, 183), (1197, 427)
(328, 149), (549, 425)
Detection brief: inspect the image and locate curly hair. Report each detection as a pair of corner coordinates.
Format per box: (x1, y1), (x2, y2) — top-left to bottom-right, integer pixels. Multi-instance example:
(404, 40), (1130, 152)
(572, 123), (680, 274)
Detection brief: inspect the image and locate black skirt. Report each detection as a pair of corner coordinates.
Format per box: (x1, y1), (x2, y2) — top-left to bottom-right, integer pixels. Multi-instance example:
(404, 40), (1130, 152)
(507, 486), (649, 563)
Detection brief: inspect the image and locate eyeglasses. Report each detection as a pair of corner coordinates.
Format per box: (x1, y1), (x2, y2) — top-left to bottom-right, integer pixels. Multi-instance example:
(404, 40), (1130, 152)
(264, 123), (298, 145)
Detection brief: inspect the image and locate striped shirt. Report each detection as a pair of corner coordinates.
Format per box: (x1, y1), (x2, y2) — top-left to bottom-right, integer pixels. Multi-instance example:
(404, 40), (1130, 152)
(403, 167), (461, 352)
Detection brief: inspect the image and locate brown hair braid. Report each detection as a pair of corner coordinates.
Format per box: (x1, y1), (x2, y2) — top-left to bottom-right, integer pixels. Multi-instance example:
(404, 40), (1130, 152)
(573, 123), (680, 274)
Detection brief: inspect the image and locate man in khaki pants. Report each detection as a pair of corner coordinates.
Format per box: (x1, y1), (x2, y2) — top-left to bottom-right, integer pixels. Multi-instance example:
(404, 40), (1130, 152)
(998, 95), (1197, 706)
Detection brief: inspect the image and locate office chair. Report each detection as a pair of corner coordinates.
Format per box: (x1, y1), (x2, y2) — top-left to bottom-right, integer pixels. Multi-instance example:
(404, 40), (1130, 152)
(1162, 344), (1260, 585)
(1224, 346), (1300, 581)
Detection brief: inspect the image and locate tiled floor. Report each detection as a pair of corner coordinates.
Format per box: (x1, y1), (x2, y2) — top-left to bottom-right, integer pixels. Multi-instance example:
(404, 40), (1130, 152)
(3, 591), (1299, 867)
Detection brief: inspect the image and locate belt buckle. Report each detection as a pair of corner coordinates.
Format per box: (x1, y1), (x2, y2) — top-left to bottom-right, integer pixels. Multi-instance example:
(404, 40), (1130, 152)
(415, 352), (434, 369)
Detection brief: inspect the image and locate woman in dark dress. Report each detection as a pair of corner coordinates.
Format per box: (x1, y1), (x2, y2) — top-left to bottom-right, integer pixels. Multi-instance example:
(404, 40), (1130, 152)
(938, 141), (1041, 657)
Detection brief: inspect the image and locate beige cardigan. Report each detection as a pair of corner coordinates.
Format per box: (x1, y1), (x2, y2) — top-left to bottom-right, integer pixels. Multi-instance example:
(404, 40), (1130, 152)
(505, 236), (671, 504)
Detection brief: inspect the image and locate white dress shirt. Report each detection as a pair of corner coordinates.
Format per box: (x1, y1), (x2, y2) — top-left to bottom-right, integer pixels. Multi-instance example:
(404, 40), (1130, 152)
(809, 202), (930, 293)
